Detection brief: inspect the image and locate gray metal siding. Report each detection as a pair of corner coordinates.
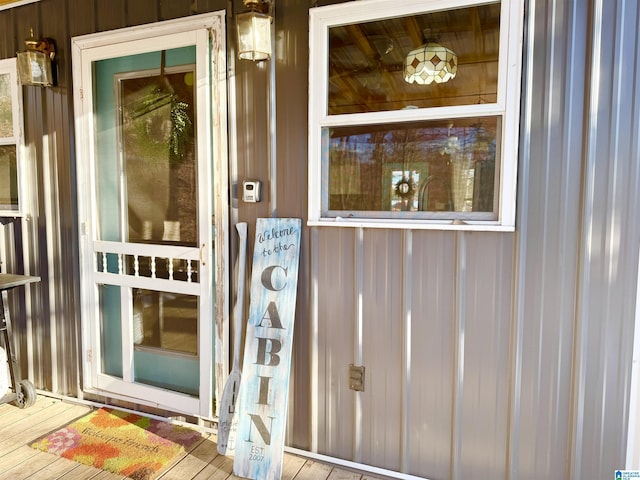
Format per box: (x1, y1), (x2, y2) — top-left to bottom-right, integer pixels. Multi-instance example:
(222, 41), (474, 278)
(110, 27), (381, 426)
(513, 1), (586, 478)
(571, 0), (640, 476)
(0, 0), (639, 479)
(307, 0), (640, 479)
(407, 231), (455, 479)
(315, 227), (357, 458)
(360, 229), (404, 471)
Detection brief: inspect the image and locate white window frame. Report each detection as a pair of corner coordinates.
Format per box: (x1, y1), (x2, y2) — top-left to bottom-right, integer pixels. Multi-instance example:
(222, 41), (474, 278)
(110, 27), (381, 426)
(0, 0), (40, 12)
(0, 58), (27, 218)
(308, 0), (525, 231)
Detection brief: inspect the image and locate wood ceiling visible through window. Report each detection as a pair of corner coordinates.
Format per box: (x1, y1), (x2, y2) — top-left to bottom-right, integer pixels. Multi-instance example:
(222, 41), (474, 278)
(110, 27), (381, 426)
(328, 3), (501, 114)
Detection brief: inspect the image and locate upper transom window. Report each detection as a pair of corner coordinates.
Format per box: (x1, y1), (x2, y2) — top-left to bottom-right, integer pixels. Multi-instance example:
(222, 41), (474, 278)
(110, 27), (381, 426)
(308, 0), (525, 231)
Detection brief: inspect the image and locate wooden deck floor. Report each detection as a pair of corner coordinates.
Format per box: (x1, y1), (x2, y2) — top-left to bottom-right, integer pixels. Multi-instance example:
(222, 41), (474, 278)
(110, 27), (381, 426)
(0, 395), (383, 480)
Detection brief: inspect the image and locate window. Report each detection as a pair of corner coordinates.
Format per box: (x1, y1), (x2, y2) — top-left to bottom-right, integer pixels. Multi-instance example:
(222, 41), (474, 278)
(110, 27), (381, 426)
(0, 58), (25, 217)
(308, 0), (525, 230)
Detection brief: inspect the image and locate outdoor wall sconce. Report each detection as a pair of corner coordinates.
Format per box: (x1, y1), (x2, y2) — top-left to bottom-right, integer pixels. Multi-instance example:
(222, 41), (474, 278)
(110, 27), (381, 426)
(17, 29), (56, 87)
(236, 0), (272, 61)
(404, 36), (457, 85)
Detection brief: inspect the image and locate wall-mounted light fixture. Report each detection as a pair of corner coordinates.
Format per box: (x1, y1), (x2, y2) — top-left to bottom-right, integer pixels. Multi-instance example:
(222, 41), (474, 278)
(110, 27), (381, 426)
(404, 32), (457, 85)
(236, 0), (272, 61)
(16, 28), (56, 87)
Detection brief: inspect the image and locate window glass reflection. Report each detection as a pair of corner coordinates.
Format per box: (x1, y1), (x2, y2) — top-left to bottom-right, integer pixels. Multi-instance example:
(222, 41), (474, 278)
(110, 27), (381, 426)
(325, 117), (499, 215)
(0, 145), (18, 210)
(0, 73), (13, 137)
(328, 3), (500, 114)
(133, 288), (198, 356)
(120, 68), (197, 246)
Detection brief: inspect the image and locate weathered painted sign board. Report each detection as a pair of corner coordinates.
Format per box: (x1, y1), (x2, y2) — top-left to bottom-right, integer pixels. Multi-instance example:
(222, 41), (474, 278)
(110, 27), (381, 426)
(233, 218), (302, 480)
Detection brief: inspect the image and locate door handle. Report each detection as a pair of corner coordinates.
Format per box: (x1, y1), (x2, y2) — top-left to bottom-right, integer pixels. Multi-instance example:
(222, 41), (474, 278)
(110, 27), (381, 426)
(200, 243), (206, 266)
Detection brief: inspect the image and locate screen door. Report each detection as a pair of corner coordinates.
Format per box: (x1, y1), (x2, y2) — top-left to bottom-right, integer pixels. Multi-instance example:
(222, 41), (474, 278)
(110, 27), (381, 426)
(72, 15), (228, 418)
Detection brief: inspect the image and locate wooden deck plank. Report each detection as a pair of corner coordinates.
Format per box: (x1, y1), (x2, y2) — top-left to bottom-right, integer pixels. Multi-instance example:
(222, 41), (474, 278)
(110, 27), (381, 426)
(14, 457), (81, 480)
(158, 435), (220, 479)
(0, 398), (82, 435)
(327, 468), (363, 480)
(56, 462), (124, 480)
(0, 396), (59, 424)
(282, 453), (307, 480)
(90, 470), (128, 479)
(0, 396), (388, 480)
(0, 445), (46, 478)
(0, 402), (91, 457)
(191, 453), (234, 480)
(295, 459), (333, 480)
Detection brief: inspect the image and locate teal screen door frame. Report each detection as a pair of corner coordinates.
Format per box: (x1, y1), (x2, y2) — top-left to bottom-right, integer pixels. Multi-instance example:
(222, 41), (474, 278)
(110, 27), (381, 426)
(72, 14), (229, 419)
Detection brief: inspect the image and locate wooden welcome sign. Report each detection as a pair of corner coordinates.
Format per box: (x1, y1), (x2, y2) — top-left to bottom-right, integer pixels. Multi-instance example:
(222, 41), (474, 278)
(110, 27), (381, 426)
(233, 218), (302, 480)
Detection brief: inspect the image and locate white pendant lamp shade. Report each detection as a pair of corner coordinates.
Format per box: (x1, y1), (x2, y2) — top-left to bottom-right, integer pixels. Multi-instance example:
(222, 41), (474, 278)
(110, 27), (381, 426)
(404, 41), (458, 85)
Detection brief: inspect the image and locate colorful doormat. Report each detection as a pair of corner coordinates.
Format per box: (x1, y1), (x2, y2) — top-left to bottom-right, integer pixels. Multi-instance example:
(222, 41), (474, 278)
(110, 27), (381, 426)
(30, 407), (201, 480)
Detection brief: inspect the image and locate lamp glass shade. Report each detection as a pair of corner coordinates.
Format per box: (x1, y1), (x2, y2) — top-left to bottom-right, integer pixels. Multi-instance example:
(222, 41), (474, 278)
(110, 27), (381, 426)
(404, 42), (458, 85)
(236, 10), (272, 61)
(17, 50), (53, 86)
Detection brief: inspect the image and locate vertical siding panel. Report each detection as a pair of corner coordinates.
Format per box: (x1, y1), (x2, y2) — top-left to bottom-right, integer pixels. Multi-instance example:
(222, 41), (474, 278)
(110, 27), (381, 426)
(574, 0), (640, 477)
(160, 0), (192, 21)
(67, 0), (96, 37)
(275, 0), (308, 221)
(315, 227), (356, 458)
(20, 85), (48, 388)
(43, 86), (79, 396)
(407, 230), (455, 479)
(626, 2), (640, 469)
(459, 232), (513, 480)
(234, 63), (270, 225)
(0, 10), (15, 58)
(40, 1), (68, 88)
(360, 229), (403, 471)
(13, 3), (40, 53)
(62, 0), (96, 396)
(95, 0), (125, 31)
(43, 0), (81, 396)
(40, 88), (60, 393)
(127, 0), (160, 26)
(192, 0), (227, 13)
(515, 0), (586, 478)
(276, 0), (312, 449)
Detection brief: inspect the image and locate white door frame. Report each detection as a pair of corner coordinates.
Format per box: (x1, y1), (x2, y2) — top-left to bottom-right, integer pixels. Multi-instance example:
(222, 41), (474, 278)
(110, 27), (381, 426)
(71, 12), (229, 419)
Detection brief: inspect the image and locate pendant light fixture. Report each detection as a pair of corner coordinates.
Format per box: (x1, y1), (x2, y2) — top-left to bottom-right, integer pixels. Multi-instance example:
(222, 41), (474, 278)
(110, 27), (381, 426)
(404, 31), (457, 85)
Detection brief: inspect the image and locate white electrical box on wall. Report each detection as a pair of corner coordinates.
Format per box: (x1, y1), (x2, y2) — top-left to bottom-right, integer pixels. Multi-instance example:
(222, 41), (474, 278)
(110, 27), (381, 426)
(242, 180), (261, 203)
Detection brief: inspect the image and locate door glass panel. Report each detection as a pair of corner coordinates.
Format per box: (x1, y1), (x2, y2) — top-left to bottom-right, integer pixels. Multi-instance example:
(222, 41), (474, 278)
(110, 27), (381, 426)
(134, 350), (199, 396)
(133, 288), (198, 355)
(133, 288), (199, 395)
(99, 284), (123, 378)
(94, 47), (197, 244)
(119, 66), (197, 246)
